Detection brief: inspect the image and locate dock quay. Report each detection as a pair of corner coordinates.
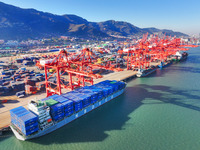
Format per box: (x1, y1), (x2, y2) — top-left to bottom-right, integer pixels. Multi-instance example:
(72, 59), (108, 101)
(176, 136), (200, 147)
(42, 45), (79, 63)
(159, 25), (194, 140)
(0, 126), (11, 136)
(94, 70), (137, 83)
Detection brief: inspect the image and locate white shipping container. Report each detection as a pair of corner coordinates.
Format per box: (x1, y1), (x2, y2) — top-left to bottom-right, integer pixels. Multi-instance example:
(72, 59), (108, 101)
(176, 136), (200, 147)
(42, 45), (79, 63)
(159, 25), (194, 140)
(40, 59), (54, 66)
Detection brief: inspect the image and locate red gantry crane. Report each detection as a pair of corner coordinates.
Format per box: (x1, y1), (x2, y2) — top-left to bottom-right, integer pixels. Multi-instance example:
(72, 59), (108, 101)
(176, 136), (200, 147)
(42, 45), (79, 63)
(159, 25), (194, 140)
(43, 48), (123, 97)
(43, 49), (101, 97)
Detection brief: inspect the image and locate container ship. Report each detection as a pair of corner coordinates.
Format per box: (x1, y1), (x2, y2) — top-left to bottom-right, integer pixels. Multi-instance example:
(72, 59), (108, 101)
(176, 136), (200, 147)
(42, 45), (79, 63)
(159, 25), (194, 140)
(172, 51), (188, 62)
(10, 80), (126, 141)
(136, 66), (157, 77)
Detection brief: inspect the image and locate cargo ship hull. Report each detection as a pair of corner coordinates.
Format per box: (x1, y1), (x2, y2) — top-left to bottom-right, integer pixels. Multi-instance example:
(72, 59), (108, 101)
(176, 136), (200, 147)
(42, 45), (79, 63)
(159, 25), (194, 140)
(136, 67), (157, 77)
(172, 51), (188, 62)
(10, 88), (125, 141)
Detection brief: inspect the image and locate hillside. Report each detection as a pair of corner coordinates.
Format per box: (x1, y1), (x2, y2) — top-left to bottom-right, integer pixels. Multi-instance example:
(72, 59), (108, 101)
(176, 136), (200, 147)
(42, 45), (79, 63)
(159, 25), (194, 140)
(0, 2), (188, 40)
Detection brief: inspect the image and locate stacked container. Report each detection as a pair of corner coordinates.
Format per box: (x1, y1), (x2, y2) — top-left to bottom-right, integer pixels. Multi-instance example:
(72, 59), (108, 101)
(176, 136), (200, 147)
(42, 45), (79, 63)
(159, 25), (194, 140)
(51, 96), (74, 117)
(92, 85), (112, 97)
(25, 85), (37, 94)
(11, 81), (25, 92)
(94, 80), (126, 94)
(62, 93), (83, 112)
(75, 88), (98, 104)
(10, 106), (39, 136)
(36, 81), (45, 91)
(16, 59), (24, 63)
(62, 100), (74, 117)
(50, 103), (64, 121)
(69, 92), (91, 108)
(98, 80), (118, 92)
(82, 86), (104, 101)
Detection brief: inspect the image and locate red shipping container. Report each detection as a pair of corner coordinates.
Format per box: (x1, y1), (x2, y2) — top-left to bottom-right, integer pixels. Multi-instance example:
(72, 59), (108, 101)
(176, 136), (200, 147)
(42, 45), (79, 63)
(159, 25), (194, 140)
(25, 80), (36, 86)
(25, 85), (37, 94)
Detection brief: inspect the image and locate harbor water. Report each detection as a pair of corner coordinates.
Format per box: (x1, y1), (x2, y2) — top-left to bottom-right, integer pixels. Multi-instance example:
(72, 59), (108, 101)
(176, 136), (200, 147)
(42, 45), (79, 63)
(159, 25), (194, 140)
(1, 47), (200, 150)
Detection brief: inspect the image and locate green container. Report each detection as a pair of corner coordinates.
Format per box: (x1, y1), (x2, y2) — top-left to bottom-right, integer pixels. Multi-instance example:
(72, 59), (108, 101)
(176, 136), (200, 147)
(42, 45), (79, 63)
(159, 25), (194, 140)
(37, 100), (45, 107)
(45, 99), (58, 106)
(110, 81), (117, 84)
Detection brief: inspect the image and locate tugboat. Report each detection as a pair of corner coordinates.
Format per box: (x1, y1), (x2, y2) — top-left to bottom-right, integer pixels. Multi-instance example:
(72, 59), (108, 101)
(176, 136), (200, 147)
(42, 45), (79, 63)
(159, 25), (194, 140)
(136, 66), (157, 77)
(172, 51), (188, 62)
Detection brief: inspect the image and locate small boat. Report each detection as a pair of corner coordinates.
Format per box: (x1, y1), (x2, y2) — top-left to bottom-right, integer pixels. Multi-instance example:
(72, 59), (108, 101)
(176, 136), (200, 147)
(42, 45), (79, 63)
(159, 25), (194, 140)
(136, 66), (157, 77)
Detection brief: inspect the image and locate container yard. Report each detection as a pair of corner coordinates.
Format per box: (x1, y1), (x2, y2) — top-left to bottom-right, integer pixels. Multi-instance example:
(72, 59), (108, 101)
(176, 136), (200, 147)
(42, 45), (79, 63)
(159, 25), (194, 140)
(0, 34), (198, 136)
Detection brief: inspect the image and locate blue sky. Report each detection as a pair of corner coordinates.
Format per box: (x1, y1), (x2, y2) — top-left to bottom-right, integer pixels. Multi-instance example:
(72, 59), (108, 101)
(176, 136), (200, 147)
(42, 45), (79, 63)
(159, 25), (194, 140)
(1, 0), (200, 35)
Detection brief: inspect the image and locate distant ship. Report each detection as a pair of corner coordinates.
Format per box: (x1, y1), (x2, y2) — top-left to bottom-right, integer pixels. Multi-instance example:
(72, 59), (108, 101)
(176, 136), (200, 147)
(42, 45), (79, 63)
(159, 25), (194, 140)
(136, 66), (157, 77)
(172, 51), (188, 62)
(10, 80), (126, 141)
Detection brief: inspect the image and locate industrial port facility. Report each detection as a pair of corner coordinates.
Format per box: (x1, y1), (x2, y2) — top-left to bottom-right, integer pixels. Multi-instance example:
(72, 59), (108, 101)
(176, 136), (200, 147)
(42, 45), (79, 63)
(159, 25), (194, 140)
(0, 34), (198, 137)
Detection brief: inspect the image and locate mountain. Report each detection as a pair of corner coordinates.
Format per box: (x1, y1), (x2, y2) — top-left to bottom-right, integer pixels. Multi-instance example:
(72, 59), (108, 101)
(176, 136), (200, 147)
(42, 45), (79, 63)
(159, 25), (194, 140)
(89, 20), (144, 36)
(0, 2), (188, 40)
(0, 2), (106, 40)
(142, 28), (187, 37)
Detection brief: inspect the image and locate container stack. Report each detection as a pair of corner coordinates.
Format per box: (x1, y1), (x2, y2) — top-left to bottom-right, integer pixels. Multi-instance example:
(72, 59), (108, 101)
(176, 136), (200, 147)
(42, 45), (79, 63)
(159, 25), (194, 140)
(25, 85), (37, 94)
(0, 66), (47, 96)
(75, 88), (98, 104)
(10, 106), (39, 136)
(35, 81), (45, 91)
(82, 86), (104, 101)
(16, 59), (24, 63)
(62, 100), (74, 117)
(97, 80), (118, 92)
(50, 103), (64, 122)
(69, 92), (91, 108)
(95, 80), (125, 92)
(62, 93), (83, 112)
(92, 86), (110, 98)
(51, 96), (74, 117)
(11, 81), (25, 92)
